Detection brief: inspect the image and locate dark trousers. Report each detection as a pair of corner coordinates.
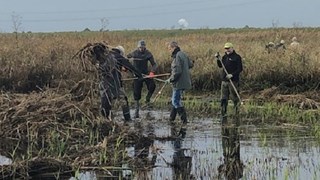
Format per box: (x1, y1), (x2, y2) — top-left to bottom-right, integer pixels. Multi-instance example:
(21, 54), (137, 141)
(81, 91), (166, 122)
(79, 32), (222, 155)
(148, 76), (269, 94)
(101, 88), (131, 120)
(133, 78), (156, 102)
(220, 81), (240, 115)
(101, 94), (112, 118)
(220, 81), (239, 103)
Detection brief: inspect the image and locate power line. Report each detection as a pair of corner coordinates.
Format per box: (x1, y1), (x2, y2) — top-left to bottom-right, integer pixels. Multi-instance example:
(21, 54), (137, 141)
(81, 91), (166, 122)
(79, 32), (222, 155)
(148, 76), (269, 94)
(0, 0), (213, 15)
(0, 0), (271, 23)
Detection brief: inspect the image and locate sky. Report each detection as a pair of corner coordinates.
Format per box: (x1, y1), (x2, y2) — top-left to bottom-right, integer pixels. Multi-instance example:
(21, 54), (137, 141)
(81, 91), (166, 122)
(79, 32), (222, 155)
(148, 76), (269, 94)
(0, 0), (319, 33)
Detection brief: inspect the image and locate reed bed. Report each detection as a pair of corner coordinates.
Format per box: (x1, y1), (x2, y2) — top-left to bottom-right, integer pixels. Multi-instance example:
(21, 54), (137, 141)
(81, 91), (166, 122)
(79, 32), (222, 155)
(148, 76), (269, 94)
(0, 28), (319, 93)
(0, 28), (320, 178)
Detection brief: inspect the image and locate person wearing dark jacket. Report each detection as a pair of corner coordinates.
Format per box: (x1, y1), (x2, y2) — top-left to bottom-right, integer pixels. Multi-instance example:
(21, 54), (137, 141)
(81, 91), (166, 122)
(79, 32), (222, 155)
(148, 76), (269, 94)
(216, 42), (243, 117)
(127, 40), (158, 118)
(98, 45), (143, 121)
(111, 46), (143, 88)
(166, 41), (193, 124)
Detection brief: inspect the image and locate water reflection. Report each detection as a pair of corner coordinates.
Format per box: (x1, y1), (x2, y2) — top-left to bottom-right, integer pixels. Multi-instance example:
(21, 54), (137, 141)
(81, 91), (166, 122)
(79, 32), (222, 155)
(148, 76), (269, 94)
(218, 116), (244, 180)
(2, 109), (320, 180)
(171, 127), (192, 180)
(0, 155), (12, 166)
(132, 120), (157, 178)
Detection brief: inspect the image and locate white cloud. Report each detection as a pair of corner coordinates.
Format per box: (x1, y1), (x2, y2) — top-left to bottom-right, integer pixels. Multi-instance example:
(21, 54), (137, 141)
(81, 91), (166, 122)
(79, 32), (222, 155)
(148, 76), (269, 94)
(178, 18), (189, 29)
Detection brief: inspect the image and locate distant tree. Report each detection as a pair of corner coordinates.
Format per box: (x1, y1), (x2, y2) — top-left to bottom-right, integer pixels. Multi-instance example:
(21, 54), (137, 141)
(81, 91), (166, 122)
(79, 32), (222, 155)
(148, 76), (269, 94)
(292, 22), (303, 28)
(100, 17), (109, 32)
(272, 19), (279, 28)
(11, 12), (23, 47)
(201, 26), (209, 29)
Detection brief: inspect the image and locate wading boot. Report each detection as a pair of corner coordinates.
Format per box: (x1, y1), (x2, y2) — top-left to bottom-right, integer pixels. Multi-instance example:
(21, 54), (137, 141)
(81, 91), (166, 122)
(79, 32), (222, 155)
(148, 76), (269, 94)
(169, 106), (177, 122)
(134, 100), (140, 118)
(101, 109), (111, 120)
(177, 107), (187, 124)
(145, 99), (153, 110)
(233, 100), (239, 116)
(221, 99), (228, 118)
(122, 105), (132, 121)
(146, 93), (152, 107)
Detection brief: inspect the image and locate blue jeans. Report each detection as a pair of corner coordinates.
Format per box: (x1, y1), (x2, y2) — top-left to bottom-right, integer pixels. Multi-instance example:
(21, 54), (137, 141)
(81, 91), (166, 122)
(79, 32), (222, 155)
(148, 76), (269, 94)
(171, 88), (184, 108)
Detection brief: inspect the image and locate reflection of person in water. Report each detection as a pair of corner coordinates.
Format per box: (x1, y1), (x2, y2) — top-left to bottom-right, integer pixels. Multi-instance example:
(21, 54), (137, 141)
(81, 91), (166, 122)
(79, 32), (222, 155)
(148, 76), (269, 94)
(171, 127), (192, 180)
(218, 117), (243, 179)
(133, 122), (157, 172)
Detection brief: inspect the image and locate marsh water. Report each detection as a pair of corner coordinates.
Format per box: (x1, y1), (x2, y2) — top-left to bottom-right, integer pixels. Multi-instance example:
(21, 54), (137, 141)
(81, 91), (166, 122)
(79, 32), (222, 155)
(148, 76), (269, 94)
(1, 109), (320, 180)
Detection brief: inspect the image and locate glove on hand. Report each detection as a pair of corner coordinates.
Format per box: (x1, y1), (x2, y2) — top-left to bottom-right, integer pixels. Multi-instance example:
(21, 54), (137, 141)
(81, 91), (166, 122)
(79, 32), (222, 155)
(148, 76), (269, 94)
(148, 72), (155, 78)
(215, 52), (220, 60)
(226, 74), (233, 79)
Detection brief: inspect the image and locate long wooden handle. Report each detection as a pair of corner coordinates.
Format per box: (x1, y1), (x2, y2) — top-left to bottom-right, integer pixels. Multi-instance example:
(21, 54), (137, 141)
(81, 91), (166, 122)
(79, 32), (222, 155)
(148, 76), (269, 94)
(151, 82), (168, 103)
(122, 73), (170, 81)
(217, 57), (242, 104)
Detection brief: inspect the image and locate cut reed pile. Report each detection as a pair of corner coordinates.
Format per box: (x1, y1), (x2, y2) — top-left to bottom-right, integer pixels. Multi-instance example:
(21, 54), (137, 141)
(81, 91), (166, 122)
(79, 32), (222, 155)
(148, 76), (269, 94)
(252, 86), (319, 109)
(0, 87), (144, 179)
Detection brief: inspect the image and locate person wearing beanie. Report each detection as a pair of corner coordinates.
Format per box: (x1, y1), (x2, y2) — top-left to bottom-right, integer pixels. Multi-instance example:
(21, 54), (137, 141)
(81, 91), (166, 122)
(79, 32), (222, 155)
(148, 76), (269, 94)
(127, 40), (158, 118)
(103, 45), (143, 121)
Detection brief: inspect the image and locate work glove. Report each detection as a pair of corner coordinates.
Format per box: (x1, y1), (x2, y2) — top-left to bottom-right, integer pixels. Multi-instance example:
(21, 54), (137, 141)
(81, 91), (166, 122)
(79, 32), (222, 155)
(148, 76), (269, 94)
(165, 78), (171, 84)
(215, 52), (220, 60)
(226, 74), (233, 79)
(148, 72), (155, 78)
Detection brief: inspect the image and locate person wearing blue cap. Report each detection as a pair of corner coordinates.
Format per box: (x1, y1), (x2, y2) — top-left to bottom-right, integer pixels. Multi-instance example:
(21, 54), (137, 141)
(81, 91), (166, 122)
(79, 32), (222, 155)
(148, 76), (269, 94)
(215, 42), (243, 117)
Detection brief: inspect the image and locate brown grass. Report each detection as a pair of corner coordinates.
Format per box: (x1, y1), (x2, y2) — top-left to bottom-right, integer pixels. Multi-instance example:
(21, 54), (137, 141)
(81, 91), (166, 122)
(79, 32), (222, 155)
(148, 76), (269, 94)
(1, 28), (319, 94)
(0, 28), (319, 178)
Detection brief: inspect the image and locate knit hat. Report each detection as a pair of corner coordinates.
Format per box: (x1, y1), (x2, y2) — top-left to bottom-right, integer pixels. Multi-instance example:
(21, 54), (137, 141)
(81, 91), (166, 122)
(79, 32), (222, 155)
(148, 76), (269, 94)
(137, 40), (146, 47)
(115, 45), (125, 56)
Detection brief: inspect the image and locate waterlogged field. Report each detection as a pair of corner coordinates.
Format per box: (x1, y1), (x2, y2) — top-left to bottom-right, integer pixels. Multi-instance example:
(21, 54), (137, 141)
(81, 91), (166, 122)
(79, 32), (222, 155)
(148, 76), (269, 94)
(64, 110), (320, 180)
(0, 94), (319, 179)
(0, 28), (320, 179)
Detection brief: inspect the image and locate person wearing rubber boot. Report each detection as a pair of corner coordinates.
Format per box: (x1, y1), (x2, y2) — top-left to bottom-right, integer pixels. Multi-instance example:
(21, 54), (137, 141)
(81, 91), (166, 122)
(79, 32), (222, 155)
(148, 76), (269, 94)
(166, 41), (193, 124)
(89, 44), (125, 120)
(110, 46), (143, 121)
(216, 42), (243, 117)
(127, 40), (158, 118)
